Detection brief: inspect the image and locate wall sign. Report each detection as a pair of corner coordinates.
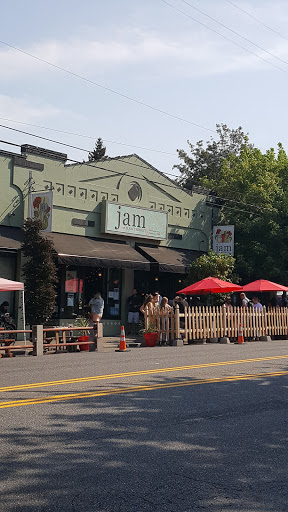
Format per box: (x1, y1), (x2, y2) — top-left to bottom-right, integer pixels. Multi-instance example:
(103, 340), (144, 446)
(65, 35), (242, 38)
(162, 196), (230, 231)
(102, 201), (168, 240)
(29, 191), (53, 232)
(213, 225), (234, 256)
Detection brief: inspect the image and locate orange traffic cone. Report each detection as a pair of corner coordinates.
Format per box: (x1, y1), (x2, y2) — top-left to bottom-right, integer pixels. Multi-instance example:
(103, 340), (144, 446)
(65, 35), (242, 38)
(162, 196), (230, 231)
(115, 326), (130, 352)
(237, 323), (244, 344)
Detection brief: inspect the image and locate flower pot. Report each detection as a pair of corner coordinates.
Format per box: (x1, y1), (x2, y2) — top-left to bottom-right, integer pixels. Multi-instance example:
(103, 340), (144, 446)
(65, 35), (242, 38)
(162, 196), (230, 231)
(78, 335), (90, 351)
(144, 332), (158, 347)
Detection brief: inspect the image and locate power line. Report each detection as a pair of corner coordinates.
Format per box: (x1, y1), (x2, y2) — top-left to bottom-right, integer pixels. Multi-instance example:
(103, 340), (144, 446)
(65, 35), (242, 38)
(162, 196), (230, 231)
(160, 0), (287, 73)
(226, 0), (288, 43)
(178, 0), (288, 66)
(0, 123), (273, 213)
(0, 116), (176, 156)
(0, 123), (179, 179)
(0, 39), (216, 133)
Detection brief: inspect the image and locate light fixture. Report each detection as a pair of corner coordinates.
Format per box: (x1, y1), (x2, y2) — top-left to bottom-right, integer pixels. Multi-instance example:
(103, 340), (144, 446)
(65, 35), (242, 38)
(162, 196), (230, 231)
(155, 277), (158, 281)
(98, 273), (102, 277)
(178, 279), (182, 283)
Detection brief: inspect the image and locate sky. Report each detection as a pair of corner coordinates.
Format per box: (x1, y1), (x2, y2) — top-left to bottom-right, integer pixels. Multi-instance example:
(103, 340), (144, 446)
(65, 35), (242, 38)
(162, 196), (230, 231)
(1, 0), (288, 180)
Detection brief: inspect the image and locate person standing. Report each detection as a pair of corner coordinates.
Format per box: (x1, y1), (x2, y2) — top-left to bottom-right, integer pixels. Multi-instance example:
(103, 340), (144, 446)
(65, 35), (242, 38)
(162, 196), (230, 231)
(89, 292), (104, 323)
(252, 296), (262, 311)
(127, 289), (141, 335)
(240, 292), (249, 308)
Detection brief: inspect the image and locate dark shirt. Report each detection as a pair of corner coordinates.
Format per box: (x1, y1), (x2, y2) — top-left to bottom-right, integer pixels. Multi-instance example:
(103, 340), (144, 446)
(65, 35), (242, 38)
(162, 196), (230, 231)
(127, 295), (141, 313)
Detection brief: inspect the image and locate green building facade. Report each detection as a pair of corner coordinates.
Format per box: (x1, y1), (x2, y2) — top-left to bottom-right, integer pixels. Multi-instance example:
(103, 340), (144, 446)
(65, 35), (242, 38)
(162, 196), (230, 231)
(0, 143), (214, 334)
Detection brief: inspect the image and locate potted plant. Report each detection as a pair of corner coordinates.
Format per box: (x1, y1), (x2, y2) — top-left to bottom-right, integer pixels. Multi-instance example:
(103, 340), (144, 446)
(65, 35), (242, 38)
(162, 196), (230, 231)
(75, 316), (91, 351)
(140, 322), (159, 347)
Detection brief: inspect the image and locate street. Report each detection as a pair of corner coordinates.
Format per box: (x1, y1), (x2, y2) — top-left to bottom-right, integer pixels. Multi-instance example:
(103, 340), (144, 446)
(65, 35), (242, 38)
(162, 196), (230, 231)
(1, 341), (288, 512)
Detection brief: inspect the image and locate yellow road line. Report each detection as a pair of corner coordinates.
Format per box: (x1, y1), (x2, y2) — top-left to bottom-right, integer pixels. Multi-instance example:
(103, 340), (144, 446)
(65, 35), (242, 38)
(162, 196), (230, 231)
(1, 354), (288, 393)
(0, 370), (287, 409)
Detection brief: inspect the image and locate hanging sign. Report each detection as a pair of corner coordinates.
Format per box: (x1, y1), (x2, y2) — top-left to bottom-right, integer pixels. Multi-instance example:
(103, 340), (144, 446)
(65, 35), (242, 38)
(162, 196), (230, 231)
(213, 225), (234, 256)
(29, 191), (53, 232)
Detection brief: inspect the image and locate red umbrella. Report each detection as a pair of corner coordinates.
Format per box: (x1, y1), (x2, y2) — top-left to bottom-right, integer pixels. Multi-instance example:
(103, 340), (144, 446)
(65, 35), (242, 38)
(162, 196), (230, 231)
(241, 279), (288, 292)
(177, 276), (242, 295)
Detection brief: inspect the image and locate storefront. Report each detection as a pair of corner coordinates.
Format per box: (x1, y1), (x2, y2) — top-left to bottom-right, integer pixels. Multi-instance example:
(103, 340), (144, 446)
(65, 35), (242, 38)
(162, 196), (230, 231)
(0, 143), (214, 334)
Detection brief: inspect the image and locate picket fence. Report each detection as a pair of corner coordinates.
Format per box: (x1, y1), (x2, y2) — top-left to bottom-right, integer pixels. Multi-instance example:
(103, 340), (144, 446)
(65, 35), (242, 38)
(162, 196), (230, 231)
(144, 305), (288, 342)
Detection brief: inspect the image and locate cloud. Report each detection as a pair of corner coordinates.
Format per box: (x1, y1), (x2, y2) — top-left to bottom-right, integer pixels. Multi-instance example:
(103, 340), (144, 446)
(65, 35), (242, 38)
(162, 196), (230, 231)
(0, 28), (281, 82)
(0, 95), (62, 122)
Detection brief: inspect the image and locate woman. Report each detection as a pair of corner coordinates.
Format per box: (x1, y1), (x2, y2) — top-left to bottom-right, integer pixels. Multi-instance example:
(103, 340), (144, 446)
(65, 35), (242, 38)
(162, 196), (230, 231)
(140, 294), (154, 315)
(89, 292), (104, 323)
(155, 297), (172, 345)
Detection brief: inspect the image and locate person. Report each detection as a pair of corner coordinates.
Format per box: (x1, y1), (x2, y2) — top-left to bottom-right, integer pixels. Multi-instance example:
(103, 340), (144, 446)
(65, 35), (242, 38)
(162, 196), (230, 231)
(240, 292), (249, 308)
(0, 301), (9, 314)
(179, 293), (189, 309)
(152, 292), (161, 306)
(127, 289), (141, 335)
(140, 294), (154, 316)
(222, 296), (233, 311)
(281, 292), (288, 308)
(155, 297), (172, 345)
(252, 296), (262, 311)
(88, 292), (104, 323)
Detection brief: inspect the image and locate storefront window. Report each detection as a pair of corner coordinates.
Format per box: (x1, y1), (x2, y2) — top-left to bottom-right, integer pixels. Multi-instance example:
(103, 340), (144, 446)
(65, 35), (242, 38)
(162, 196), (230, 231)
(55, 265), (122, 320)
(106, 268), (121, 319)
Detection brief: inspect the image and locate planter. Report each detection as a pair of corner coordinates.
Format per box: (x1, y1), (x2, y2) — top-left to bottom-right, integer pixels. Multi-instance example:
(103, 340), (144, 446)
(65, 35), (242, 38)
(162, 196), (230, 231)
(78, 335), (90, 351)
(144, 332), (158, 347)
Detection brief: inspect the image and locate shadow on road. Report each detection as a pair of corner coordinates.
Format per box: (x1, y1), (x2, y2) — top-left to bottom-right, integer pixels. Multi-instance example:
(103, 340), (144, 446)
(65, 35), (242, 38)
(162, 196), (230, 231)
(1, 369), (288, 511)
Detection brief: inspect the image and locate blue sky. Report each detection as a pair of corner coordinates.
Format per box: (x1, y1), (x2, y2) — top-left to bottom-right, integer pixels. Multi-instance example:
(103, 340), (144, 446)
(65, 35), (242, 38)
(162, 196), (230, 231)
(1, 0), (288, 178)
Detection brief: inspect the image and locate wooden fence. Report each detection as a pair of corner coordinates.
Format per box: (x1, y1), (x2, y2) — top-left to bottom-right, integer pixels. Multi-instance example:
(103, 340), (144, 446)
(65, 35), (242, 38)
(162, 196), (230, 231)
(145, 306), (288, 342)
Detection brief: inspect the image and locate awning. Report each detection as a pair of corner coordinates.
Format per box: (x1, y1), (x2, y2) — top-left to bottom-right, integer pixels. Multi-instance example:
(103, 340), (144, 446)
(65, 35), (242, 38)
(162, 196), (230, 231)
(137, 245), (202, 273)
(48, 232), (150, 270)
(0, 226), (23, 251)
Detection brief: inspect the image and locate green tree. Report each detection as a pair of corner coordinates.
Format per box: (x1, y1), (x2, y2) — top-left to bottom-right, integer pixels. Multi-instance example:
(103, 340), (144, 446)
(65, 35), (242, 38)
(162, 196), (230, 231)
(21, 218), (58, 325)
(88, 137), (106, 162)
(204, 144), (288, 284)
(174, 124), (252, 189)
(185, 250), (237, 305)
(187, 249), (237, 283)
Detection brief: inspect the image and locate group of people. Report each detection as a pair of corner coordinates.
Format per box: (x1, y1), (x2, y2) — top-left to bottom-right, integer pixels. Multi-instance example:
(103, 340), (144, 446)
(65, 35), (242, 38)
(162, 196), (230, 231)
(223, 292), (288, 310)
(223, 293), (263, 310)
(127, 289), (189, 335)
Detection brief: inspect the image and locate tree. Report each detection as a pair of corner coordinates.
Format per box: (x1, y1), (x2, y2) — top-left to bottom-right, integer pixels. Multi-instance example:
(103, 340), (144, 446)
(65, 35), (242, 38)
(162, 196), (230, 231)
(185, 250), (237, 305)
(187, 249), (237, 283)
(88, 137), (106, 162)
(174, 124), (252, 189)
(203, 143), (288, 284)
(21, 218), (58, 325)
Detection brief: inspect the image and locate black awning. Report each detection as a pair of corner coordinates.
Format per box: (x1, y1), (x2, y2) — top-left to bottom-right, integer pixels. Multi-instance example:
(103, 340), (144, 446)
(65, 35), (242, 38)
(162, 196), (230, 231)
(0, 226), (23, 251)
(48, 233), (150, 270)
(137, 245), (202, 273)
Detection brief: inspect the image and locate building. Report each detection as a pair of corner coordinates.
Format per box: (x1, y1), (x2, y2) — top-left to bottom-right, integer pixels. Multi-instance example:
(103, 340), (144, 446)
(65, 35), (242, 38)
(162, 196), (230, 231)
(0, 143), (214, 334)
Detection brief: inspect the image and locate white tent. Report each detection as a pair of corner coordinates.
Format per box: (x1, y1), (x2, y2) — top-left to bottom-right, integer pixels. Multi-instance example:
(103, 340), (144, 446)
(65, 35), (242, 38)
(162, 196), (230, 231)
(0, 278), (25, 340)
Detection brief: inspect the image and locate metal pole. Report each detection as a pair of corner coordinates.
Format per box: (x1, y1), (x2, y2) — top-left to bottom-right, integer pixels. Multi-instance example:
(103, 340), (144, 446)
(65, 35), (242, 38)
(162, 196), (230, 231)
(22, 289), (26, 343)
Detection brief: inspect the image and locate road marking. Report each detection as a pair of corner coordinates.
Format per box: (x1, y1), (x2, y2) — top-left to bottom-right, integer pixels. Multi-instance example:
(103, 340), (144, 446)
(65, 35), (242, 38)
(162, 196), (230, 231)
(1, 354), (288, 393)
(0, 370), (287, 409)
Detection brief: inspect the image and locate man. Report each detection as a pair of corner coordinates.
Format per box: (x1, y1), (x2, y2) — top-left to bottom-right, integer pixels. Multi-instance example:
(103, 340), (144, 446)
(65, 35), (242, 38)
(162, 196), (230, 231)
(252, 296), (263, 310)
(127, 289), (141, 335)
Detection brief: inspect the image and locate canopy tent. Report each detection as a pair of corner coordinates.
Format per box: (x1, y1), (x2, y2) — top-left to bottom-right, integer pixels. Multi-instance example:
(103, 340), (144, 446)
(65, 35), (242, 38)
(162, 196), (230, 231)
(241, 279), (288, 292)
(178, 276), (242, 295)
(0, 278), (25, 340)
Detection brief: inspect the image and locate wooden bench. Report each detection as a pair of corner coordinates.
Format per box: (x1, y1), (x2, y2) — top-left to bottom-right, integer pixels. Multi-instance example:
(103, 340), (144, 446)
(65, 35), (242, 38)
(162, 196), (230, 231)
(0, 339), (15, 358)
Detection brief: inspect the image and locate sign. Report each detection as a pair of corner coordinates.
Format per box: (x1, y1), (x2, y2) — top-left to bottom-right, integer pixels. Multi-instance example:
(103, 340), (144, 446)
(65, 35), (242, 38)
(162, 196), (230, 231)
(65, 271), (78, 293)
(213, 225), (234, 256)
(29, 191), (53, 232)
(103, 201), (168, 240)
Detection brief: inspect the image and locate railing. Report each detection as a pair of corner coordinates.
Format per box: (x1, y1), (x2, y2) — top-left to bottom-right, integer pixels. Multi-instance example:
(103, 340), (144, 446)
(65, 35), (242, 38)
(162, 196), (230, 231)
(146, 306), (288, 342)
(0, 325), (100, 357)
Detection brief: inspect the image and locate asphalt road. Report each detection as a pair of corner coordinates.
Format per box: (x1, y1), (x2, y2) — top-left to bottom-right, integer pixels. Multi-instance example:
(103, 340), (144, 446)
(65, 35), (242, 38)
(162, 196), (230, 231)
(1, 340), (288, 512)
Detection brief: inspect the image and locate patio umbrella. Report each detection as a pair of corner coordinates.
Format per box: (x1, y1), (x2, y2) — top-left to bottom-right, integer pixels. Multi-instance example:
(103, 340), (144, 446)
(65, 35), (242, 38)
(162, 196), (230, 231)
(241, 279), (288, 292)
(177, 276), (242, 295)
